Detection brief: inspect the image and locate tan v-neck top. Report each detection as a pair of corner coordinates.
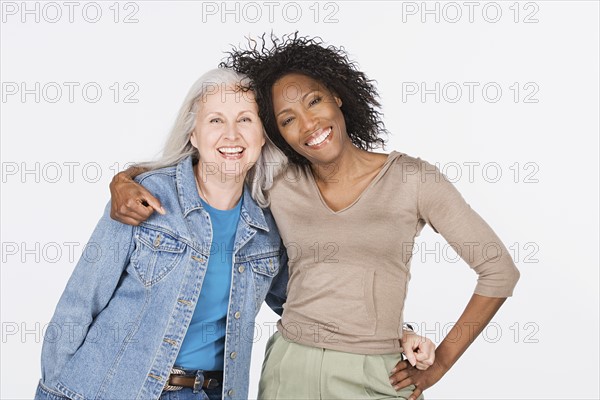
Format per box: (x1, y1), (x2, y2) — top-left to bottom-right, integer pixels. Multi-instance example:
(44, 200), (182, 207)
(268, 151), (520, 354)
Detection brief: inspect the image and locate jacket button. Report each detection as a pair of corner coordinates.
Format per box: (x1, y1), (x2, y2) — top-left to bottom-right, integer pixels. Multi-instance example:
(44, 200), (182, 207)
(234, 311), (241, 319)
(230, 351), (237, 359)
(238, 265), (245, 273)
(153, 235), (161, 247)
(227, 389), (235, 396)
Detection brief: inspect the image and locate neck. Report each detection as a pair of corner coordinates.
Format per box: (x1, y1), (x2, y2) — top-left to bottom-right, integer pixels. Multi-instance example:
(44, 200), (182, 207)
(194, 163), (244, 210)
(310, 143), (368, 184)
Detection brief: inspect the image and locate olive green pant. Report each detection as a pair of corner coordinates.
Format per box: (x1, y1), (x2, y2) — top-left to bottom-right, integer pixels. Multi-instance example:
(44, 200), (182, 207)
(258, 332), (424, 400)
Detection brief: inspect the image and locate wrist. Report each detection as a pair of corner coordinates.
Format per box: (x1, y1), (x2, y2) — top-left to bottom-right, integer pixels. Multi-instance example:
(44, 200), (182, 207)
(431, 347), (454, 375)
(432, 357), (450, 378)
(112, 169), (136, 185)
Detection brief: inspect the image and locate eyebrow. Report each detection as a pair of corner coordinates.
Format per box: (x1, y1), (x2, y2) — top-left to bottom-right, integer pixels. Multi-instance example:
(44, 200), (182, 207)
(204, 110), (257, 117)
(275, 90), (318, 118)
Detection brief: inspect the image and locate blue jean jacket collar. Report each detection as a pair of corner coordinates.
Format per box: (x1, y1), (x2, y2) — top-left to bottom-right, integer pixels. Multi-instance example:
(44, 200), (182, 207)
(176, 156), (269, 232)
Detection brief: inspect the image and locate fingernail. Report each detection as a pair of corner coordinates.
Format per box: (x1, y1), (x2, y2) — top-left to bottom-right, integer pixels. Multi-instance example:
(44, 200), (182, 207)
(160, 207), (166, 214)
(389, 378), (395, 385)
(390, 368), (397, 374)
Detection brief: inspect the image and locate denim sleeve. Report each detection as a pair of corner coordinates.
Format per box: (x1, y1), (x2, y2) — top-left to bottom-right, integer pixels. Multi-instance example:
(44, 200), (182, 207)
(265, 243), (288, 316)
(34, 381), (71, 400)
(40, 201), (135, 389)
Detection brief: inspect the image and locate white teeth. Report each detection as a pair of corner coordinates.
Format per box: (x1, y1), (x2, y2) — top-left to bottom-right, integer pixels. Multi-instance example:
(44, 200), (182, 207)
(306, 128), (332, 146)
(218, 146), (244, 154)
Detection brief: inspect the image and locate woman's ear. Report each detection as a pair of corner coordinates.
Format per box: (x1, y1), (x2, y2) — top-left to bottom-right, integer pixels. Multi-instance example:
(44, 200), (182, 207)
(260, 128), (267, 147)
(335, 96), (342, 108)
(189, 131), (199, 150)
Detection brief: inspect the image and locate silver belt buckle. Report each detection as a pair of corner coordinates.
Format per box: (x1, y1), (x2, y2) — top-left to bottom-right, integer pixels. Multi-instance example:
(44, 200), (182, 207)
(163, 367), (186, 391)
(193, 372), (204, 392)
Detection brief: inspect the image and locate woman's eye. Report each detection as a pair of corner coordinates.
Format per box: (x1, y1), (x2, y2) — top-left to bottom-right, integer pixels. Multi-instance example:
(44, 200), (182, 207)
(309, 96), (322, 106)
(281, 117), (293, 127)
(210, 118), (222, 123)
(239, 116), (252, 123)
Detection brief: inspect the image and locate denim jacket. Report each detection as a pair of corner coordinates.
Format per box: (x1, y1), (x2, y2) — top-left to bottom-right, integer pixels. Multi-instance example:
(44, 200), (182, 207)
(35, 155), (288, 400)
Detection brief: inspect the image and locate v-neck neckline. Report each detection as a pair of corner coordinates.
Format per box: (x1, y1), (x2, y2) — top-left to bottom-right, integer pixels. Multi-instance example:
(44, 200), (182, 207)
(307, 151), (401, 215)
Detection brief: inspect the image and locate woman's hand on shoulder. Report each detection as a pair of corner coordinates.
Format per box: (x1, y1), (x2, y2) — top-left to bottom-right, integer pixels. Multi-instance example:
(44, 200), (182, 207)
(110, 168), (164, 226)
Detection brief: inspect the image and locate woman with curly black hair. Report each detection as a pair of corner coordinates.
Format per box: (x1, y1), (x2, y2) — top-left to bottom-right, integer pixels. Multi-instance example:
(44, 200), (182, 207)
(110, 33), (519, 400)
(221, 33), (387, 167)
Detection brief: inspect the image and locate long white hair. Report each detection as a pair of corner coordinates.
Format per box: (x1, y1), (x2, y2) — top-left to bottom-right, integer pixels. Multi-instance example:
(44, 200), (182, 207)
(138, 68), (287, 207)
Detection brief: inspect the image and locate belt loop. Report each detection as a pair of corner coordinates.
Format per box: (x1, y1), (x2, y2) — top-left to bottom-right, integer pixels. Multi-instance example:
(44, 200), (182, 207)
(192, 370), (204, 393)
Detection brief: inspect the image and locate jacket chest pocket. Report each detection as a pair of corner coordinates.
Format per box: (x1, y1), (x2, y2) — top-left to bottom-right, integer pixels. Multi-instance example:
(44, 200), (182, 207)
(131, 227), (186, 286)
(247, 254), (280, 311)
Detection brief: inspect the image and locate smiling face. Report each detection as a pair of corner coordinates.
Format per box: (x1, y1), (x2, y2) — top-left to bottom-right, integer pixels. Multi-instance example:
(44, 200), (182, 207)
(190, 87), (265, 181)
(272, 73), (349, 165)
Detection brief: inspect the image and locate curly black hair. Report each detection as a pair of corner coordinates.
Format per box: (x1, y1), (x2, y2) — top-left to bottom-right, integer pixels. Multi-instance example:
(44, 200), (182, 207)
(220, 32), (387, 165)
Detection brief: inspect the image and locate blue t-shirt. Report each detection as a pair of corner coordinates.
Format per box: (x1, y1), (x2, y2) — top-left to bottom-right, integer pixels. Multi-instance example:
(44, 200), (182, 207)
(175, 197), (242, 370)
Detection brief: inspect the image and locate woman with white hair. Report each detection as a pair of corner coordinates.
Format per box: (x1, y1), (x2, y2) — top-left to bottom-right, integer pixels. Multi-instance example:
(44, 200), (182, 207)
(34, 68), (286, 400)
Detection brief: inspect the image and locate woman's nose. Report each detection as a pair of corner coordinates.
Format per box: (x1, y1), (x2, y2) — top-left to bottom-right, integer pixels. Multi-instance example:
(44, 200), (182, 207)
(298, 111), (318, 135)
(223, 123), (241, 140)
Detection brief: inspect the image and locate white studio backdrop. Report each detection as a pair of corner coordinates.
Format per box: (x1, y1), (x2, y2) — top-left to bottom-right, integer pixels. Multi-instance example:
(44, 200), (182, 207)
(1, 1), (598, 399)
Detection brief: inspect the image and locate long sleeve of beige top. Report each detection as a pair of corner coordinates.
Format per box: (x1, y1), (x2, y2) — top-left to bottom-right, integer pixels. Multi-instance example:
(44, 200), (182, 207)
(267, 151), (520, 354)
